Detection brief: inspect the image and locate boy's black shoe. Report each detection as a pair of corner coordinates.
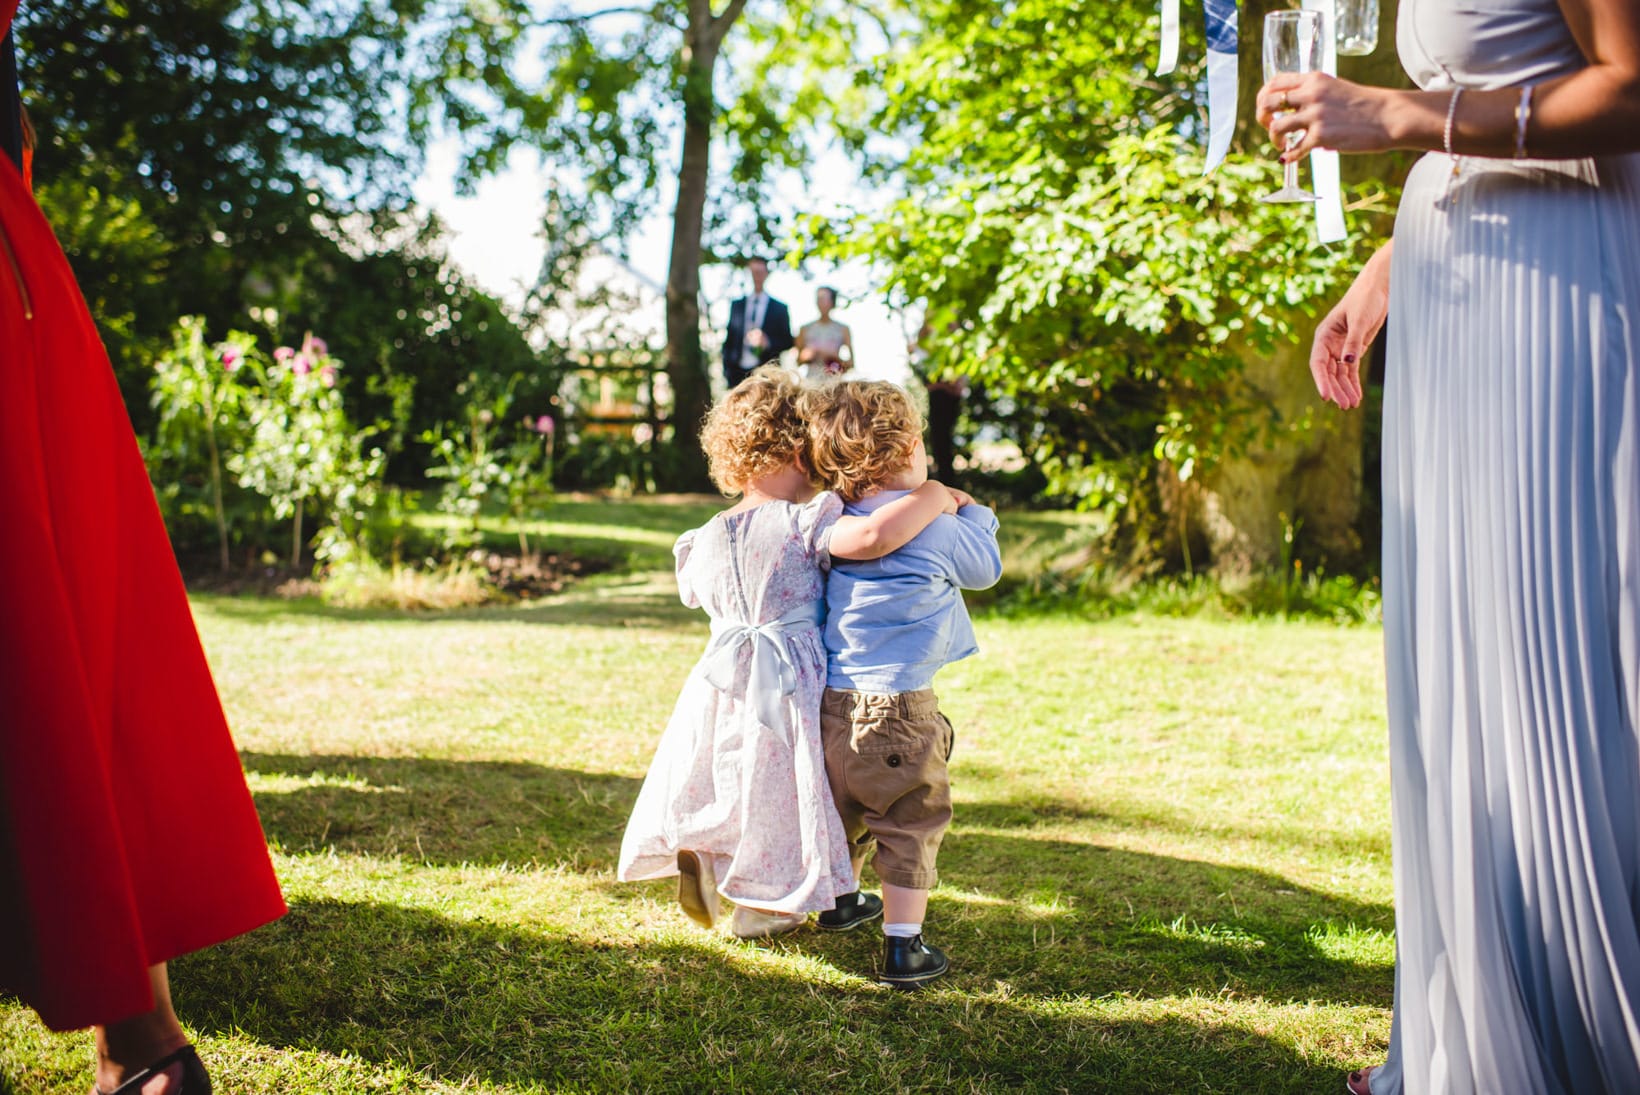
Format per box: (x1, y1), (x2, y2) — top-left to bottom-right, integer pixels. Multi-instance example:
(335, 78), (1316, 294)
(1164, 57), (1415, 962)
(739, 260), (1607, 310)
(879, 934), (949, 988)
(816, 891), (884, 933)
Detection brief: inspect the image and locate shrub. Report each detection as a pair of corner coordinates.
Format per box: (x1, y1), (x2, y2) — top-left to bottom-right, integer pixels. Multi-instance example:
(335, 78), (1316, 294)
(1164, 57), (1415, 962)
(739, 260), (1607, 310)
(225, 332), (388, 568)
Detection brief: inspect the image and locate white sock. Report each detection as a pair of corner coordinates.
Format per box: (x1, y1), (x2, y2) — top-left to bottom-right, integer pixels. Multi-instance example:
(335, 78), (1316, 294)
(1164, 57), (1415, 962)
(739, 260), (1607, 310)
(883, 922), (921, 938)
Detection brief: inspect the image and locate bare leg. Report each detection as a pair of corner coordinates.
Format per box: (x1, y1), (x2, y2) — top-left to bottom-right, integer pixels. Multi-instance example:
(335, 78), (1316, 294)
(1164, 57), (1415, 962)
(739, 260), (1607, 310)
(849, 839), (870, 890)
(93, 964), (189, 1095)
(881, 884), (928, 926)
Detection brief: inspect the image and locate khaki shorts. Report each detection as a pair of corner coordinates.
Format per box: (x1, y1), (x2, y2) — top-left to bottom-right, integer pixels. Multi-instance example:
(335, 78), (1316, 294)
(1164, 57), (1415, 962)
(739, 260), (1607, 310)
(820, 687), (954, 890)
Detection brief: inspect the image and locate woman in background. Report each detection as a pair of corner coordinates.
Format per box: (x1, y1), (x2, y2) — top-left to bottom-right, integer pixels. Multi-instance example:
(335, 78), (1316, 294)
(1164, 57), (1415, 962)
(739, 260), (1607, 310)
(795, 286), (854, 381)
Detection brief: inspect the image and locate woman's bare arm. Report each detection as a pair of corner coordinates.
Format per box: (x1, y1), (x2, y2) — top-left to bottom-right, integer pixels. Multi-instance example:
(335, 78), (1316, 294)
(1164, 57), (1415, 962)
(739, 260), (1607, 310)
(1259, 0), (1640, 161)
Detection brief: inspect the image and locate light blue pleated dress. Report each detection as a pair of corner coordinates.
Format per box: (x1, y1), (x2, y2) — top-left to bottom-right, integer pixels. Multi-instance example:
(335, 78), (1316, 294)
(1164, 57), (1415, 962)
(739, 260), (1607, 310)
(1374, 0), (1640, 1091)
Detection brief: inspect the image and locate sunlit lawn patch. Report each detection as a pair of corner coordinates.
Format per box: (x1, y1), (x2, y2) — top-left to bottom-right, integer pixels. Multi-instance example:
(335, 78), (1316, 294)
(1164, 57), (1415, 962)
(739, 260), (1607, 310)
(2, 498), (1392, 1094)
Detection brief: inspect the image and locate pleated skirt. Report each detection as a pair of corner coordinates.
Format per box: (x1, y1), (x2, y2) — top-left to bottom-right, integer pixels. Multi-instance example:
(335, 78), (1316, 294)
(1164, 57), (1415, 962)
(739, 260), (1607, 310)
(1374, 151), (1640, 1093)
(0, 156), (285, 1031)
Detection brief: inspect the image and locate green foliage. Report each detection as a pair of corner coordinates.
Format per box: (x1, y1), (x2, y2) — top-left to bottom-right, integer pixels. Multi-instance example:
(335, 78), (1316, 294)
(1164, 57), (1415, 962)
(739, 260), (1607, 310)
(148, 316), (254, 572)
(990, 565), (1383, 625)
(418, 0), (882, 261)
(228, 335), (388, 568)
(410, 0), (899, 488)
(422, 381), (554, 553)
(18, 0), (426, 244)
(553, 429), (659, 496)
(287, 223), (558, 481)
(15, 1), (549, 446)
(804, 0), (1392, 524)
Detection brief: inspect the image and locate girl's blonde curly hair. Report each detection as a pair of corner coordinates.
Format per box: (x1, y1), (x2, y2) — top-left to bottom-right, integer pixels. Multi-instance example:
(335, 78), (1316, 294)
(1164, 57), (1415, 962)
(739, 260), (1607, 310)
(801, 380), (923, 503)
(700, 367), (810, 495)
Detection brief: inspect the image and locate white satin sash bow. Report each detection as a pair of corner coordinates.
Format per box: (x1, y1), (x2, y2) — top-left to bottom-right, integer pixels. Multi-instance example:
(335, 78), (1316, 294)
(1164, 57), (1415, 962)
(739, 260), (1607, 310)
(698, 600), (824, 730)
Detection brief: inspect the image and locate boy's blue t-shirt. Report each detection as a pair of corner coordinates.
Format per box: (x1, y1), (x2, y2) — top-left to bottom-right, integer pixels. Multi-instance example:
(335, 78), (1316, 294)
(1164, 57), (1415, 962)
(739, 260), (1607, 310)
(824, 490), (1003, 693)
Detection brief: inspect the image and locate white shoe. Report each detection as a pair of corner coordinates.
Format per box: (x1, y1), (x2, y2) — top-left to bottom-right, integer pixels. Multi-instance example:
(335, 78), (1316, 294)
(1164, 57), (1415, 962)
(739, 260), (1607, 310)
(731, 905), (807, 940)
(676, 850), (720, 929)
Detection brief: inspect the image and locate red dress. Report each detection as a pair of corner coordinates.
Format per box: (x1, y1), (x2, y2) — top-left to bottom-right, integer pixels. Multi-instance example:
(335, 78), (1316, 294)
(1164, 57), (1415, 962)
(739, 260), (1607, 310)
(0, 1), (286, 1031)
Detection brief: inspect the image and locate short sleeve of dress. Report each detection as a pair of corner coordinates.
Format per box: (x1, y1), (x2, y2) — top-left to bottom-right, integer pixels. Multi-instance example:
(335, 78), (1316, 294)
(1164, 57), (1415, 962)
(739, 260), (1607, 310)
(673, 528), (702, 608)
(793, 491), (845, 567)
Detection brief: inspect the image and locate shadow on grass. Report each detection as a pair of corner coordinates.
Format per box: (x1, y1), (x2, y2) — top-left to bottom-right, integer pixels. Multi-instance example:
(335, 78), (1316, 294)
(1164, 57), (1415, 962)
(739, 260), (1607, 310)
(242, 753), (640, 871)
(179, 897), (1358, 1094)
(937, 823), (1393, 1010)
(242, 752), (1390, 1011)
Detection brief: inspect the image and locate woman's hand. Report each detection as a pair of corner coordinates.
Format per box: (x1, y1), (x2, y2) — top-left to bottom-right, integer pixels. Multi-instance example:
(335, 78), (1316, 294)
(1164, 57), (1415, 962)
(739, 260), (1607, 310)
(1311, 244), (1393, 409)
(1256, 72), (1404, 161)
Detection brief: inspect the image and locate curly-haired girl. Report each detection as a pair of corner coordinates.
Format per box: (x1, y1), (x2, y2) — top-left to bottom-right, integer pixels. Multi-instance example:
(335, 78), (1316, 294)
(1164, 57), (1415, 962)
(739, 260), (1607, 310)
(617, 368), (964, 940)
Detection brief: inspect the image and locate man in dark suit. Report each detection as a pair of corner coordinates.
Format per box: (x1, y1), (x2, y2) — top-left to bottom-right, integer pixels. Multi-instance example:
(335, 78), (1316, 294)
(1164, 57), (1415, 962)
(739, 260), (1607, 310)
(721, 256), (794, 389)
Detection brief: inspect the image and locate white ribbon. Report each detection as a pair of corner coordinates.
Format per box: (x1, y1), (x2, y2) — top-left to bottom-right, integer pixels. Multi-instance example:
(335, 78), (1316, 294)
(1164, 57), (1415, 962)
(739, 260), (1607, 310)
(697, 600), (824, 732)
(1157, 0), (1181, 76)
(1204, 49), (1238, 174)
(1303, 0), (1348, 242)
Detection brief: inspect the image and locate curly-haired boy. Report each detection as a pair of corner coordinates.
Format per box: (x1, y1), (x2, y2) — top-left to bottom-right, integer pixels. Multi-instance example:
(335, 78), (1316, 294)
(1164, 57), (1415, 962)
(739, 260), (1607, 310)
(802, 380), (1002, 987)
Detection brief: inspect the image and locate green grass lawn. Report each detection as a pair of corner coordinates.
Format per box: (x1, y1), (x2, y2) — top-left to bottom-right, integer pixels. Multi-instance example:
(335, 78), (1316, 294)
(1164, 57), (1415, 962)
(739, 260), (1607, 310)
(1, 498), (1394, 1094)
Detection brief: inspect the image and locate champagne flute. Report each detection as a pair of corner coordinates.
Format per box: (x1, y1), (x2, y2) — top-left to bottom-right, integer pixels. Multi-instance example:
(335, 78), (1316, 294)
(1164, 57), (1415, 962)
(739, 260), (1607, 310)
(1335, 0), (1379, 56)
(1260, 9), (1325, 204)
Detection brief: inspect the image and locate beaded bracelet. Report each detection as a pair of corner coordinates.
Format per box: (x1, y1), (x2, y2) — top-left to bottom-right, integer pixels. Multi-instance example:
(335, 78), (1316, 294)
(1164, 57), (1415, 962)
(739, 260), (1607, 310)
(1443, 86), (1462, 158)
(1442, 87), (1464, 200)
(1514, 85), (1534, 160)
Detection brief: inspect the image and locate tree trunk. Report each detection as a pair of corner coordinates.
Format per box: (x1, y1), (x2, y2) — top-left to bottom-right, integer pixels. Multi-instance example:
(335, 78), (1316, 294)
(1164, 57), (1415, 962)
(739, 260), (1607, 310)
(1185, 0), (1411, 576)
(1194, 337), (1367, 576)
(660, 8), (726, 491)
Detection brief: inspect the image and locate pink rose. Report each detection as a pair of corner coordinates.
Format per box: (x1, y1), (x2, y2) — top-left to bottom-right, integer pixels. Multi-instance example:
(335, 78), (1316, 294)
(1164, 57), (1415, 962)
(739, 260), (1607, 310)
(221, 348), (241, 371)
(309, 337), (328, 354)
(293, 355), (314, 376)
(274, 346), (295, 362)
(534, 415), (555, 435)
(319, 365), (338, 388)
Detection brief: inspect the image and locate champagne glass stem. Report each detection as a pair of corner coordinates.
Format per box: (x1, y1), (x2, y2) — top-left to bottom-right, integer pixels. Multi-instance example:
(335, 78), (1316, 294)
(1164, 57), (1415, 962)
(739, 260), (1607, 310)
(1284, 133), (1301, 192)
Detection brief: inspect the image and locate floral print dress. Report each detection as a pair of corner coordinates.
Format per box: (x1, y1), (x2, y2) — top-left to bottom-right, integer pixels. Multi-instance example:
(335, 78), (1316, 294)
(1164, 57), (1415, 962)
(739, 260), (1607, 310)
(618, 493), (857, 914)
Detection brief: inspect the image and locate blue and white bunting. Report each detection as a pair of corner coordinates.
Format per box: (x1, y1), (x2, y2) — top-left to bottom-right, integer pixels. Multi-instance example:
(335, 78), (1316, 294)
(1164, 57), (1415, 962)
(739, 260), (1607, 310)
(1203, 0), (1238, 173)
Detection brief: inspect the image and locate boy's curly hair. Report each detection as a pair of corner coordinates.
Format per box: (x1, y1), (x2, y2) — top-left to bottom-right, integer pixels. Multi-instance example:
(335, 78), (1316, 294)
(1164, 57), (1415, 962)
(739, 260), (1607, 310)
(700, 367), (810, 494)
(802, 380), (923, 503)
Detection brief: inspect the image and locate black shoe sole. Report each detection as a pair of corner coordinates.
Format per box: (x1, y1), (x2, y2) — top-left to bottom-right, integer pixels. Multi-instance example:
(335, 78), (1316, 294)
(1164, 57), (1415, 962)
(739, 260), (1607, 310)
(878, 959), (950, 988)
(878, 968), (949, 989)
(816, 905), (884, 933)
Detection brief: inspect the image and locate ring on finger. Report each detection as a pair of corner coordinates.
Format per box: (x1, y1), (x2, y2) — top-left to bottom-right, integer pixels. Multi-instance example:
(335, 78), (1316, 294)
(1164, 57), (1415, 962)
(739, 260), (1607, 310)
(1280, 92), (1292, 111)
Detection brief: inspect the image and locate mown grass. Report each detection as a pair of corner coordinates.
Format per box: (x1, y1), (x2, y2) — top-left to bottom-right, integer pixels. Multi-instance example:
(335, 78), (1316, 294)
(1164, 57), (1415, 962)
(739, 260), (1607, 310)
(1, 497), (1393, 1093)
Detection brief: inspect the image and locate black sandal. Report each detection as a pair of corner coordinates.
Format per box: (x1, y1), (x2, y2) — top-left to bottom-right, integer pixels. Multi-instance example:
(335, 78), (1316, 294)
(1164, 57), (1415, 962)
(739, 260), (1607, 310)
(95, 1044), (211, 1095)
